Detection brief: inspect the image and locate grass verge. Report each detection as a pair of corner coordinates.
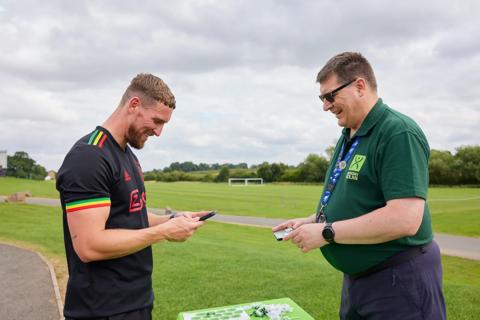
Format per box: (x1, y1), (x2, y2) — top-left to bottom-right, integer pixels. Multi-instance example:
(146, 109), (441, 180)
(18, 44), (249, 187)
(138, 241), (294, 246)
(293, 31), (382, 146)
(0, 203), (479, 319)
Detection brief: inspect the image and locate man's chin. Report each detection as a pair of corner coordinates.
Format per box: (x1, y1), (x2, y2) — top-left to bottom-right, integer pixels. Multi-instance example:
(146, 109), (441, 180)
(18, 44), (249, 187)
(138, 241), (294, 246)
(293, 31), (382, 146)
(128, 140), (146, 150)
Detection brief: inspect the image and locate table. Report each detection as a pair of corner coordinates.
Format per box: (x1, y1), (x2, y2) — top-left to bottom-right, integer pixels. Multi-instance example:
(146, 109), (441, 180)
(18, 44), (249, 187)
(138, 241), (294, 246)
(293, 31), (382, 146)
(177, 297), (314, 320)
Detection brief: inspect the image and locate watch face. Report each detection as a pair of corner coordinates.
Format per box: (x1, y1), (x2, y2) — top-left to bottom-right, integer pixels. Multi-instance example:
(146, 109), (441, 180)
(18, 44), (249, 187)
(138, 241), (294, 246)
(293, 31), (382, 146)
(322, 228), (334, 242)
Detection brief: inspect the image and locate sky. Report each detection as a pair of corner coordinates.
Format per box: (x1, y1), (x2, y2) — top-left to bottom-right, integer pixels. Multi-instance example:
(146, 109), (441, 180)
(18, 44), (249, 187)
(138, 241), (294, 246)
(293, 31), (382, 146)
(0, 0), (479, 171)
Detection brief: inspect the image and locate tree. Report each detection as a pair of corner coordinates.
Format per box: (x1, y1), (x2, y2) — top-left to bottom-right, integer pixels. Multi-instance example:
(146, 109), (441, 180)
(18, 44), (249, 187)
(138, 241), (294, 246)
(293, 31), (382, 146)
(429, 150), (458, 185)
(201, 173), (215, 182)
(198, 163), (211, 171)
(229, 168), (257, 179)
(7, 151), (47, 180)
(428, 146), (480, 185)
(279, 168), (301, 182)
(325, 143), (336, 161)
(214, 167), (230, 182)
(143, 171), (157, 181)
(181, 161), (196, 172)
(256, 162), (287, 182)
(270, 163), (287, 181)
(237, 162), (248, 169)
(454, 145), (480, 184)
(297, 154), (329, 183)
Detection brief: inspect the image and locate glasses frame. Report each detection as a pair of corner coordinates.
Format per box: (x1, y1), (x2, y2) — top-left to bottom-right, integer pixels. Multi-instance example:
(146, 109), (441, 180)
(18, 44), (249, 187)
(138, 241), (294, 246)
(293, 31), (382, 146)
(319, 78), (356, 103)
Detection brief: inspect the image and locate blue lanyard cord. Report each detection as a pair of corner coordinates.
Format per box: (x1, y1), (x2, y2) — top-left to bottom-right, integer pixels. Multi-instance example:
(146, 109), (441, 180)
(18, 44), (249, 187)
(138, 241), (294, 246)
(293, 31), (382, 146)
(316, 137), (360, 222)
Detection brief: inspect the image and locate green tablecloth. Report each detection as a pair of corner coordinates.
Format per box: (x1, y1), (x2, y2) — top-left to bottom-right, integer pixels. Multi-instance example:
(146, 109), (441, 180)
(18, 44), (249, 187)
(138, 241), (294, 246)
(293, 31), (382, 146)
(177, 297), (314, 320)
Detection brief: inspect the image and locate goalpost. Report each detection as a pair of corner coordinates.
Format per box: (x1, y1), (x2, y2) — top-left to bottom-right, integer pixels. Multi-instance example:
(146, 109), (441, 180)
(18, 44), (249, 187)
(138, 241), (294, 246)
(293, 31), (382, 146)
(228, 178), (264, 186)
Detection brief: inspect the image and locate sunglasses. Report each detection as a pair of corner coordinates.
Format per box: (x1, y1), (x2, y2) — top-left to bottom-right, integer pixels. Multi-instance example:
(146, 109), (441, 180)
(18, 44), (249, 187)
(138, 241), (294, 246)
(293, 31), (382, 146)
(319, 79), (356, 103)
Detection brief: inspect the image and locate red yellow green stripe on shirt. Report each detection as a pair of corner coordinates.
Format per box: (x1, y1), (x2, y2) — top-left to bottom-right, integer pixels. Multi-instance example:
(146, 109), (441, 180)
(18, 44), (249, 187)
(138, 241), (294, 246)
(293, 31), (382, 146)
(88, 129), (108, 148)
(65, 197), (111, 213)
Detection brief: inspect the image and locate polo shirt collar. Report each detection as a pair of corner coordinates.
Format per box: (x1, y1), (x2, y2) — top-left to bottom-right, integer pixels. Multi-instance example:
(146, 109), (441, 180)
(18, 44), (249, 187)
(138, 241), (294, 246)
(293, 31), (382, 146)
(342, 98), (387, 138)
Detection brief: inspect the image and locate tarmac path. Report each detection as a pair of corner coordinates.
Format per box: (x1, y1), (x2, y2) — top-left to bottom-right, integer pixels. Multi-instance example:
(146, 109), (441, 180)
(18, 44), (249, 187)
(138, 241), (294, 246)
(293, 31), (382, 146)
(0, 243), (62, 320)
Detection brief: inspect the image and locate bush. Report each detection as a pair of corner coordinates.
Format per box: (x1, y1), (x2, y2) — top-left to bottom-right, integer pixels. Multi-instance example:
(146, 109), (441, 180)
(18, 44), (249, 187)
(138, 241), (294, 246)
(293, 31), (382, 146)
(214, 167), (230, 183)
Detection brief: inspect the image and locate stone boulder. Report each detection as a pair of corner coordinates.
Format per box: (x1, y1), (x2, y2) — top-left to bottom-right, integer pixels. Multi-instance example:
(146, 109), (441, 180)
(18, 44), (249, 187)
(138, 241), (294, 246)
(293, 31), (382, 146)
(5, 192), (32, 203)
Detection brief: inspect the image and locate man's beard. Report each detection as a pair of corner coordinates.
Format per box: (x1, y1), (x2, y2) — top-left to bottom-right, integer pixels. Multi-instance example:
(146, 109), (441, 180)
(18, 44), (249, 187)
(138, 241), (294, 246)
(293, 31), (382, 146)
(127, 126), (148, 150)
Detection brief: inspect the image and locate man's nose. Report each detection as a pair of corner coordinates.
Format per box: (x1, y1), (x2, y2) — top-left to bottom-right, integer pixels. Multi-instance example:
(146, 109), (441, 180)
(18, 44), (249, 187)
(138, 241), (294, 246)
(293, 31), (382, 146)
(323, 100), (333, 112)
(153, 126), (163, 136)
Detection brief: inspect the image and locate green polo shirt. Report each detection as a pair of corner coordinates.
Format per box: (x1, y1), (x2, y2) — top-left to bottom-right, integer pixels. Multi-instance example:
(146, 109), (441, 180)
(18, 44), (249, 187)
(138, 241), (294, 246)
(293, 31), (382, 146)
(319, 98), (433, 275)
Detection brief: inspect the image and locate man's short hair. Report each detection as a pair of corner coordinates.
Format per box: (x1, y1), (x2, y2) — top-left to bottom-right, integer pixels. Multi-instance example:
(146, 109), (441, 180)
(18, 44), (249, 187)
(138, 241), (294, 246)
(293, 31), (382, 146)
(316, 52), (377, 91)
(121, 73), (176, 109)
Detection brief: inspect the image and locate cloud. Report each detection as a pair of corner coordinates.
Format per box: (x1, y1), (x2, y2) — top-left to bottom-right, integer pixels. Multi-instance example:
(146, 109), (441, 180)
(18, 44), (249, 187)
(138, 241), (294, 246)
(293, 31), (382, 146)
(0, 0), (478, 171)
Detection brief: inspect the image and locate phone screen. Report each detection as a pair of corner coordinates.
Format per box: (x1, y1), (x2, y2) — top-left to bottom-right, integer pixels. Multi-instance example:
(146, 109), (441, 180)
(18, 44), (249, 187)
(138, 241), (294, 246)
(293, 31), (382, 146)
(273, 228), (293, 241)
(199, 211), (216, 221)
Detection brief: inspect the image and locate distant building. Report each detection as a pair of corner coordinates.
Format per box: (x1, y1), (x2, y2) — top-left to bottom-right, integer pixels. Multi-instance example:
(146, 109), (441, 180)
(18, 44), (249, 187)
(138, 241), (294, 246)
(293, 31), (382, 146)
(0, 150), (7, 177)
(45, 170), (57, 181)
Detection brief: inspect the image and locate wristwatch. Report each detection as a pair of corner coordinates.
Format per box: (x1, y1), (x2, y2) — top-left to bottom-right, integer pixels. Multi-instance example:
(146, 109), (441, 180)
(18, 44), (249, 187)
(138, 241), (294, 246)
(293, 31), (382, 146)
(322, 222), (335, 244)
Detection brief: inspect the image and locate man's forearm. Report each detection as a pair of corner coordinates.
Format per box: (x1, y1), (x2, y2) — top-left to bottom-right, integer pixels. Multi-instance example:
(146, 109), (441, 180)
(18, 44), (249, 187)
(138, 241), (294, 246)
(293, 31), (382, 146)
(306, 214), (316, 223)
(75, 225), (167, 263)
(332, 198), (424, 245)
(148, 212), (170, 226)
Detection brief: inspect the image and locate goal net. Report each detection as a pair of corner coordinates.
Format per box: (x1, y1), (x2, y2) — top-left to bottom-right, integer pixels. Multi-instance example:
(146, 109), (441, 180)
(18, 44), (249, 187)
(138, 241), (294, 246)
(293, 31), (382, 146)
(228, 178), (264, 186)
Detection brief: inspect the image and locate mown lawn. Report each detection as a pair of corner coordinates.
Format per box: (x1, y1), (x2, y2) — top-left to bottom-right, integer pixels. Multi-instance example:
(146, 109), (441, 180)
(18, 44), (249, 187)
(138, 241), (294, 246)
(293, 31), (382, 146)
(0, 203), (479, 319)
(427, 189), (480, 237)
(0, 177), (58, 198)
(1, 177), (479, 237)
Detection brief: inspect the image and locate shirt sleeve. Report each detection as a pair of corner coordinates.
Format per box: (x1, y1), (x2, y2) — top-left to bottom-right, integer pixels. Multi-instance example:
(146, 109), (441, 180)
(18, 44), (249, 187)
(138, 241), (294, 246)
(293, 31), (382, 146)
(57, 145), (113, 213)
(377, 130), (430, 201)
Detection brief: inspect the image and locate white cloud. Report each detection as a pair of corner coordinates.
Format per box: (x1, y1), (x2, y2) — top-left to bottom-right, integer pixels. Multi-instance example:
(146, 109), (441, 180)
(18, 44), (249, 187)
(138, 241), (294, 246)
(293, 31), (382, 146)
(0, 0), (478, 171)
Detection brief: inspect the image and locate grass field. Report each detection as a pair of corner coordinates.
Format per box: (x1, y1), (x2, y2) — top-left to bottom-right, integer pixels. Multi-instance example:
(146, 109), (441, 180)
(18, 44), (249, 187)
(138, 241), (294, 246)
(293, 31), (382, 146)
(1, 177), (478, 237)
(0, 177), (58, 198)
(0, 203), (479, 319)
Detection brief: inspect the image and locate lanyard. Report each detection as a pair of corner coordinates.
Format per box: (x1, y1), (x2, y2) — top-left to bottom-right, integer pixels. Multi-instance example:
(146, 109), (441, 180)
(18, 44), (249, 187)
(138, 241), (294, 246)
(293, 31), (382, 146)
(316, 136), (360, 223)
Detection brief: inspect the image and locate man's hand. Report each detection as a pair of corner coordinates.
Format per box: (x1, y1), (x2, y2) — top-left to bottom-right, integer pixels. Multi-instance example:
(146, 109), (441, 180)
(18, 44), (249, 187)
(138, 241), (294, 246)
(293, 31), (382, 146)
(159, 216), (204, 242)
(272, 216), (315, 233)
(283, 223), (327, 252)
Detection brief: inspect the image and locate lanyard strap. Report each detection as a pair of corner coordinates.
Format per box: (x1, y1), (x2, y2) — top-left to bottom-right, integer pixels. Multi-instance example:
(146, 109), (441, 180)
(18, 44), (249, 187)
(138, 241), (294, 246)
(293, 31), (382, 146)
(316, 137), (360, 223)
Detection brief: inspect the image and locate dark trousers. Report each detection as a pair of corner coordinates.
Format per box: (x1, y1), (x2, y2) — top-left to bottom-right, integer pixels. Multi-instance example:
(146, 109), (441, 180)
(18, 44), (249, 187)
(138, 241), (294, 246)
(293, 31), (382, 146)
(340, 241), (446, 320)
(65, 306), (152, 320)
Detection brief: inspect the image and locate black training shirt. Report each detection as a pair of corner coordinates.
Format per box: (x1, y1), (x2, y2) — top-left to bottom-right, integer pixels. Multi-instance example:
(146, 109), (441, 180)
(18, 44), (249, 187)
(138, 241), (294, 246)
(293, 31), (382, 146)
(56, 126), (153, 318)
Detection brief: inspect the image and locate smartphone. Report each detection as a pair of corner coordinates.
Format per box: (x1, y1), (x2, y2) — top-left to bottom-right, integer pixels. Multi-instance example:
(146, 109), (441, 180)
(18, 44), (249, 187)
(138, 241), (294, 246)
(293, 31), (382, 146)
(273, 227), (293, 241)
(199, 211), (216, 221)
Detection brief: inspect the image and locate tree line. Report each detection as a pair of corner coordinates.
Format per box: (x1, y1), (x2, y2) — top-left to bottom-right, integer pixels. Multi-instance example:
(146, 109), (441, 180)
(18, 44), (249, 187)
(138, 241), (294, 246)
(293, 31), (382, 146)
(144, 145), (480, 185)
(4, 151), (47, 180)
(429, 146), (480, 185)
(163, 161), (249, 172)
(3, 145), (479, 185)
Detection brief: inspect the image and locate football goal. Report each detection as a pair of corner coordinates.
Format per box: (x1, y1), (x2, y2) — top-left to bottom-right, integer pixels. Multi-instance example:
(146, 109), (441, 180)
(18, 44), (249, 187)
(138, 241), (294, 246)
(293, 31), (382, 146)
(228, 178), (264, 186)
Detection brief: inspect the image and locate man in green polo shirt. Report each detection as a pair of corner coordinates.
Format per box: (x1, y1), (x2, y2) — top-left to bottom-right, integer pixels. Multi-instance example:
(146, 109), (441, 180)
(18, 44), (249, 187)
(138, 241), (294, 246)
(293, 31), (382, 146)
(273, 52), (446, 319)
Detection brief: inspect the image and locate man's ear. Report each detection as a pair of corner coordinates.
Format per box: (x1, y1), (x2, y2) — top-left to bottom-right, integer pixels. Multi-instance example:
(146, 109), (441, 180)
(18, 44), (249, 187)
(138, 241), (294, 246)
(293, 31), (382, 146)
(355, 78), (367, 97)
(127, 96), (141, 114)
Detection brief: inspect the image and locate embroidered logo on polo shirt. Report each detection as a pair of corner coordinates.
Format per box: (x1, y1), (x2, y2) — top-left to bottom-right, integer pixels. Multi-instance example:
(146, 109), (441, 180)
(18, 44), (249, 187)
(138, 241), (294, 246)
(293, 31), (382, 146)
(124, 169), (131, 182)
(129, 189), (146, 212)
(349, 155), (366, 172)
(346, 155), (366, 181)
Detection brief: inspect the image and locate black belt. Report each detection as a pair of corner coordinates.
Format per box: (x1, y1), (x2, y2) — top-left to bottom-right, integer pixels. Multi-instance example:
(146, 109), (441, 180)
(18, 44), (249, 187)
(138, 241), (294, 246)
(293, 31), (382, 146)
(350, 241), (434, 280)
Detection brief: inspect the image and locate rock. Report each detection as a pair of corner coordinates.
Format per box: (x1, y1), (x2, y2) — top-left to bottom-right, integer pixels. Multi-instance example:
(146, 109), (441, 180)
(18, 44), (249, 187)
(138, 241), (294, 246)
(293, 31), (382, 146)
(5, 192), (32, 203)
